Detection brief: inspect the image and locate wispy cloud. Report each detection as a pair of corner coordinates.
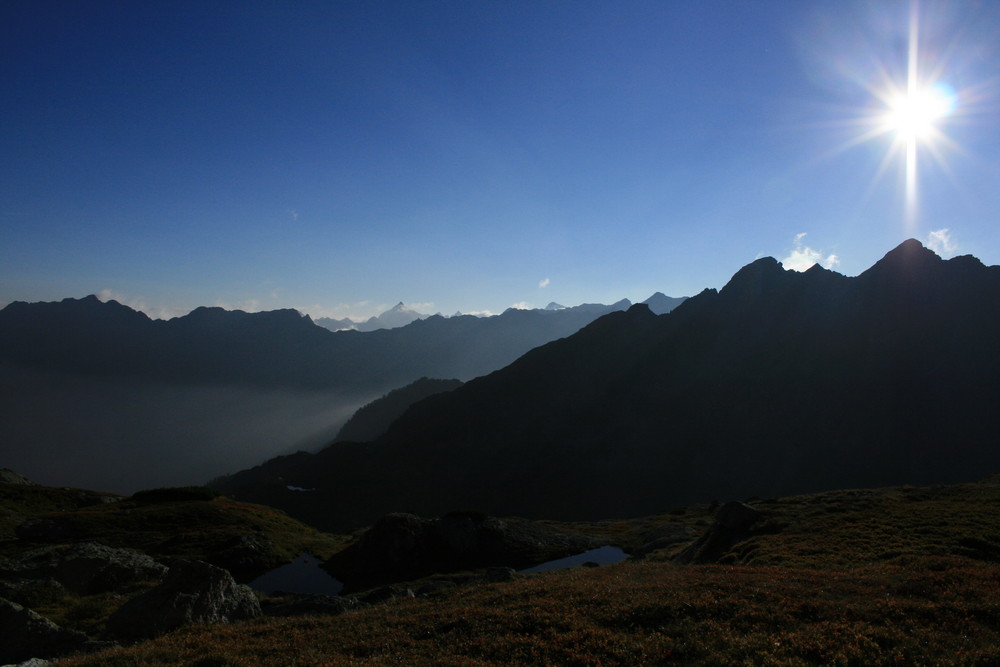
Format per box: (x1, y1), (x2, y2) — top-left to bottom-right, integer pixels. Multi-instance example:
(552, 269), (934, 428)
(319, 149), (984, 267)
(538, 277), (550, 288)
(97, 289), (188, 320)
(214, 299), (263, 313)
(781, 233), (840, 272)
(98, 288), (127, 304)
(926, 228), (957, 257)
(510, 301), (532, 310)
(295, 300), (388, 322)
(408, 302), (435, 313)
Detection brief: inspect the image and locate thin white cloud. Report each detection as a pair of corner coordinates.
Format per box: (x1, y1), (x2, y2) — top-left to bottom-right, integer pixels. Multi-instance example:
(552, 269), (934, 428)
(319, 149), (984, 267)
(510, 301), (532, 310)
(97, 289), (188, 320)
(97, 288), (127, 304)
(295, 301), (385, 322)
(538, 277), (550, 288)
(926, 228), (957, 257)
(214, 299), (262, 313)
(781, 233), (840, 272)
(408, 302), (435, 312)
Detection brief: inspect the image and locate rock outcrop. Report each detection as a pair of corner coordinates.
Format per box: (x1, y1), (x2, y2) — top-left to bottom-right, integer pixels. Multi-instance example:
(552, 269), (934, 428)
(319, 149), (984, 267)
(0, 597), (90, 664)
(0, 469), (37, 485)
(0, 543), (167, 595)
(106, 559), (261, 640)
(675, 501), (762, 564)
(56, 542), (168, 594)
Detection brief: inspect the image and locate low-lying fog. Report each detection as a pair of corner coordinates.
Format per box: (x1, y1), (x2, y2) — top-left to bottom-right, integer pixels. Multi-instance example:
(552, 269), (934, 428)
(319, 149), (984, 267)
(0, 367), (374, 494)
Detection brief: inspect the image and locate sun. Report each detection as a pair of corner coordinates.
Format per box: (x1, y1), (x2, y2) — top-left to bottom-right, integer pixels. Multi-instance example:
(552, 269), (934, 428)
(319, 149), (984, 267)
(859, 4), (960, 230)
(883, 85), (953, 144)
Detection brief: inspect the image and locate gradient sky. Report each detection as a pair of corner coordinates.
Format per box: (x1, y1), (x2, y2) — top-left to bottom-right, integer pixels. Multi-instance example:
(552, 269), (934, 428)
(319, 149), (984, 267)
(3, 1), (999, 321)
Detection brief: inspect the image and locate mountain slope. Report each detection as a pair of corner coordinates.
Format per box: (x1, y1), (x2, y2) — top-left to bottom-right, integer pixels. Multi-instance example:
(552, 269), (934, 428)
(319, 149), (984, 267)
(217, 240), (1000, 531)
(333, 377), (463, 443)
(0, 295), (644, 490)
(0, 297), (636, 390)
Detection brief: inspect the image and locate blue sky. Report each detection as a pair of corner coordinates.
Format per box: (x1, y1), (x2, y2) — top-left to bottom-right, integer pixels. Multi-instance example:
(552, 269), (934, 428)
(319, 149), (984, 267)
(3, 1), (999, 320)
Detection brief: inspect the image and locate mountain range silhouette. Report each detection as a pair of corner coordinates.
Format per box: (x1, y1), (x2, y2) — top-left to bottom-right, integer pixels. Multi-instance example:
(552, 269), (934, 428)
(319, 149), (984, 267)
(0, 295), (662, 392)
(0, 289), (682, 491)
(213, 240), (1000, 531)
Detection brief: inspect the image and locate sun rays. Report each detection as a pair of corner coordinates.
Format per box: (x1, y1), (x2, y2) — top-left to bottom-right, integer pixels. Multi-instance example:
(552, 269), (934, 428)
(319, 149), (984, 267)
(812, 1), (977, 232)
(865, 3), (958, 229)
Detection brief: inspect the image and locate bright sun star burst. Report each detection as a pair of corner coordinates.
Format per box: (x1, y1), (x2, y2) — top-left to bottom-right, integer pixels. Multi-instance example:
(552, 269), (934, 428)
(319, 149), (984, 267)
(884, 85), (953, 143)
(829, 1), (968, 232)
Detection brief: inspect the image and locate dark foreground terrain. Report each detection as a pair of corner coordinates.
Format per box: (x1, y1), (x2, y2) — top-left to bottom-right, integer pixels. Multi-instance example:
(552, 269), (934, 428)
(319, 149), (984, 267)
(4, 472), (1000, 665)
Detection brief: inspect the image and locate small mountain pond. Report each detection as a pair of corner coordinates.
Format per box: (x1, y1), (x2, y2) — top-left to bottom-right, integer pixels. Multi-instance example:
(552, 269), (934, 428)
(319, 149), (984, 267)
(249, 553), (344, 596)
(517, 546), (628, 573)
(249, 546), (629, 596)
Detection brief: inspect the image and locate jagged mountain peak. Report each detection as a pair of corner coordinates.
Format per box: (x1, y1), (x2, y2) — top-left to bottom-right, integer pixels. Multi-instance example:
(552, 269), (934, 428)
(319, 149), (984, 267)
(641, 292), (687, 315)
(0, 294), (152, 326)
(861, 238), (941, 276)
(717, 255), (789, 302)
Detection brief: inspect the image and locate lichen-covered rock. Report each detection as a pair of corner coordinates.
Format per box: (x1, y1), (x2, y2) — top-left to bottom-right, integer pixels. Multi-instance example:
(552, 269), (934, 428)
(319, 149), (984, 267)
(105, 559), (261, 640)
(55, 542), (167, 594)
(0, 542), (166, 595)
(0, 596), (89, 664)
(0, 468), (37, 485)
(0, 577), (65, 608)
(675, 501), (762, 564)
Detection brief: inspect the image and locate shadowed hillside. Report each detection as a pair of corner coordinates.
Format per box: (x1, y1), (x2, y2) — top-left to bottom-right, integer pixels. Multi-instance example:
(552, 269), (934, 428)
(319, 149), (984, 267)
(0, 296), (662, 491)
(215, 241), (1000, 531)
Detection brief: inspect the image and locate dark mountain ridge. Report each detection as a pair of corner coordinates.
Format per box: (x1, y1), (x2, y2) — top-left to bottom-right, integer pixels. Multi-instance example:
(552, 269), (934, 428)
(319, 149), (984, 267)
(0, 292), (679, 491)
(0, 296), (659, 391)
(215, 240), (1000, 531)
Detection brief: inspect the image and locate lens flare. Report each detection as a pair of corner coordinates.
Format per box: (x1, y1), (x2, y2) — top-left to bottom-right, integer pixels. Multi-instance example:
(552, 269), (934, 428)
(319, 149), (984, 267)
(807, 1), (982, 233)
(884, 86), (953, 143)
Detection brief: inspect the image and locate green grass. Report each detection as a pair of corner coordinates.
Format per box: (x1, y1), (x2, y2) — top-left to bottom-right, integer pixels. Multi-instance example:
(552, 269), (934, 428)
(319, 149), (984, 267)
(49, 475), (1000, 665)
(60, 560), (1000, 666)
(5, 492), (345, 567)
(0, 484), (120, 540)
(697, 479), (1000, 569)
(2, 486), (349, 638)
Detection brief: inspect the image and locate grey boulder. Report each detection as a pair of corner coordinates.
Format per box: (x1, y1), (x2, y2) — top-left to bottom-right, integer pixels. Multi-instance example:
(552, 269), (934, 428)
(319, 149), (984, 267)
(106, 559), (261, 641)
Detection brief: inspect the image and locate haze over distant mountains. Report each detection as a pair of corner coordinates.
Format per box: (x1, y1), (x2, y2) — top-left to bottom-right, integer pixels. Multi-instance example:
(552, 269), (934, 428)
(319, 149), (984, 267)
(314, 302), (428, 332)
(0, 292), (682, 492)
(213, 241), (1000, 532)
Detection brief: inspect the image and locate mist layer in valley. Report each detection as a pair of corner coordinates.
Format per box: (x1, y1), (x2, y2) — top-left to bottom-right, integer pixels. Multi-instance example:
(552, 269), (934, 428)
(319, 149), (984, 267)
(0, 366), (372, 494)
(0, 294), (660, 494)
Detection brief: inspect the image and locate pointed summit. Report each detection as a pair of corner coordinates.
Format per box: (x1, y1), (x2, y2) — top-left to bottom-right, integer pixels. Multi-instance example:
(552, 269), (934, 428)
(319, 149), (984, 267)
(858, 239), (942, 285)
(872, 238), (939, 268)
(718, 256), (788, 303)
(357, 302), (428, 331)
(641, 292), (687, 315)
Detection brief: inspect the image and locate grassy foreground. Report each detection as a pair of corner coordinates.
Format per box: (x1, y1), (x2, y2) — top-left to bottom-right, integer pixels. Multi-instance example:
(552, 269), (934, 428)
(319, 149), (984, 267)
(58, 477), (1000, 666)
(2, 488), (344, 568)
(61, 558), (1000, 666)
